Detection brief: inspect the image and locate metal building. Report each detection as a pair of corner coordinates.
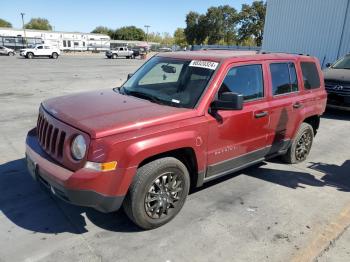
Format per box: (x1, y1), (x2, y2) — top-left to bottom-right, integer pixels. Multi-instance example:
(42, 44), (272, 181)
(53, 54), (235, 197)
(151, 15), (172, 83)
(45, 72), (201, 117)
(262, 0), (350, 67)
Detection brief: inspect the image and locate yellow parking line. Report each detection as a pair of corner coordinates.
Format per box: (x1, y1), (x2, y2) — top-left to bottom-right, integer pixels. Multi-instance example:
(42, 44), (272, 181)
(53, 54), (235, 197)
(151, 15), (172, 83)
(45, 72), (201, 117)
(291, 203), (350, 262)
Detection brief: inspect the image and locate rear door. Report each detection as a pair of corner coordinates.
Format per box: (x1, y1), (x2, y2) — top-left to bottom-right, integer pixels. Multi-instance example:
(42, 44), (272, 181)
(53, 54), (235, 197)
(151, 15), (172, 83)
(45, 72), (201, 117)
(266, 61), (301, 153)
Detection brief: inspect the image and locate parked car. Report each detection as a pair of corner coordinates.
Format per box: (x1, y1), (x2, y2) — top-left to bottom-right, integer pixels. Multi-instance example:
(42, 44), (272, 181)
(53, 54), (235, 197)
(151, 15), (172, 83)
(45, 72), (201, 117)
(0, 46), (16, 56)
(106, 47), (134, 59)
(20, 44), (60, 59)
(324, 54), (350, 110)
(26, 51), (326, 229)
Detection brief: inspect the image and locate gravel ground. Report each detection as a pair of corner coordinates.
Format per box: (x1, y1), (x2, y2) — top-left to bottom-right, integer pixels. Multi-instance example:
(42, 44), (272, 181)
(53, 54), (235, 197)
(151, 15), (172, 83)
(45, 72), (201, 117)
(0, 54), (350, 262)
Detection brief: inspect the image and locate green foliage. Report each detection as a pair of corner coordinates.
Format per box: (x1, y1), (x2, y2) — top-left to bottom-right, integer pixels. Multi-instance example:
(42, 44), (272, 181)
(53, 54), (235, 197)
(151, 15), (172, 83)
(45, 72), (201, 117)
(0, 18), (12, 28)
(205, 5), (239, 45)
(173, 28), (187, 47)
(114, 26), (145, 41)
(239, 1), (267, 46)
(25, 18), (52, 30)
(184, 1), (266, 46)
(91, 26), (114, 38)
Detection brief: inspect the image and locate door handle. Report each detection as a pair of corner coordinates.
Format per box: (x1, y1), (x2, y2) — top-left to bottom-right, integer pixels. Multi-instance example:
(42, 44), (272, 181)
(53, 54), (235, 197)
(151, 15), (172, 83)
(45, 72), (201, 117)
(255, 111), (268, 118)
(293, 102), (302, 109)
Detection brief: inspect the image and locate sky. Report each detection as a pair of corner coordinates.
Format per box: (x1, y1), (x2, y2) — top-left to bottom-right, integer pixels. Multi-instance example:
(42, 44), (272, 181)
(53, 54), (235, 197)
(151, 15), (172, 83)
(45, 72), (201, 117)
(0, 0), (254, 34)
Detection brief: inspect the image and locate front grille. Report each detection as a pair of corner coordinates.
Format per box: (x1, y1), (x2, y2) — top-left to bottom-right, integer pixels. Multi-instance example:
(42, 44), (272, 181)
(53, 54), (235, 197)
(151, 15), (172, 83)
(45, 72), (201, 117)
(37, 113), (66, 159)
(325, 80), (350, 96)
(35, 106), (90, 171)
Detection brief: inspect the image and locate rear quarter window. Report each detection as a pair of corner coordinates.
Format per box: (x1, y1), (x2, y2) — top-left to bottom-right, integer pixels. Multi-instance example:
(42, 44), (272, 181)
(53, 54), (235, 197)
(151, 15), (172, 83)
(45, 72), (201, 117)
(301, 62), (321, 89)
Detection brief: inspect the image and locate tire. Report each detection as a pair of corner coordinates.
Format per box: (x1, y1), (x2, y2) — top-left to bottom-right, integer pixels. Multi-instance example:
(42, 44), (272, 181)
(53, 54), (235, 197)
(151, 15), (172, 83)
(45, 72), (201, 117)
(126, 56), (130, 59)
(8, 52), (14, 56)
(26, 52), (34, 59)
(131, 54), (135, 59)
(123, 157), (190, 230)
(112, 54), (117, 59)
(51, 52), (58, 59)
(281, 122), (314, 164)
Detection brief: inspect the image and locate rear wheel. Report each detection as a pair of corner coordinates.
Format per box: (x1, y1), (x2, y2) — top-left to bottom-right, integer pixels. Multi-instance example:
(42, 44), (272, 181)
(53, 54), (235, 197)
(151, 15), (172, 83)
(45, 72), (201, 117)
(282, 122), (314, 164)
(123, 157), (190, 230)
(51, 52), (58, 59)
(26, 52), (34, 59)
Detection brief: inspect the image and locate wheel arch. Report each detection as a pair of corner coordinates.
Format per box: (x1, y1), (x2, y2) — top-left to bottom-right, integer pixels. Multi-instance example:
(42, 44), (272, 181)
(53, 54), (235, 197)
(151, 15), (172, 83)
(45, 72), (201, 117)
(303, 115), (320, 135)
(138, 147), (199, 189)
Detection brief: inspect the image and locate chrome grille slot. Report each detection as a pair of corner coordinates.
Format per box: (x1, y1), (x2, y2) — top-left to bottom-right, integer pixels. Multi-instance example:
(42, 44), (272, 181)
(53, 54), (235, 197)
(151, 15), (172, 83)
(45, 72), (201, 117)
(37, 113), (66, 160)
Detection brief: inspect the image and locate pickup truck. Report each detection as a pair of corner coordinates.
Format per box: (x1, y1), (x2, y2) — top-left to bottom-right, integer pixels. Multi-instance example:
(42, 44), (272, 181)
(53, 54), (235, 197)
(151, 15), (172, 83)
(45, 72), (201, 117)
(26, 51), (327, 229)
(20, 44), (60, 59)
(106, 47), (134, 59)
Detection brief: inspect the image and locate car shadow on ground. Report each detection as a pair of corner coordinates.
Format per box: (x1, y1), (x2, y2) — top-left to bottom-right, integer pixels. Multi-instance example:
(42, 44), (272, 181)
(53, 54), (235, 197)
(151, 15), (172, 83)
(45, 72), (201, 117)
(0, 158), (140, 235)
(308, 160), (350, 192)
(1, 158), (349, 235)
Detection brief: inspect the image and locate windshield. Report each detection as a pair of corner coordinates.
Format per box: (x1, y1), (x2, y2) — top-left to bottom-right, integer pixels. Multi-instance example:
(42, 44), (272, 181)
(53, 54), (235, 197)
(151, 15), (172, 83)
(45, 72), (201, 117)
(332, 55), (350, 69)
(120, 56), (218, 108)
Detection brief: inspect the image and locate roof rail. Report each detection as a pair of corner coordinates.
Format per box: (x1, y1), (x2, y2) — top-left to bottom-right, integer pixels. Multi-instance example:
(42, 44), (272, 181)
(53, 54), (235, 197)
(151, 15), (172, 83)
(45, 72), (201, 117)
(258, 50), (310, 56)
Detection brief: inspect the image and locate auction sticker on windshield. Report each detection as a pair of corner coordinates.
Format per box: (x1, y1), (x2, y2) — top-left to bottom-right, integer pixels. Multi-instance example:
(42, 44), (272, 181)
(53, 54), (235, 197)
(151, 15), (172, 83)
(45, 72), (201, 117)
(189, 60), (219, 70)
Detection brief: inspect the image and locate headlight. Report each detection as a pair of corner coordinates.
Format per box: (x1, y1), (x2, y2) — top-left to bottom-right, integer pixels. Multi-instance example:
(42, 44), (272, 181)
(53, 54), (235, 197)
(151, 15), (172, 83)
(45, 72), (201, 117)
(71, 135), (87, 160)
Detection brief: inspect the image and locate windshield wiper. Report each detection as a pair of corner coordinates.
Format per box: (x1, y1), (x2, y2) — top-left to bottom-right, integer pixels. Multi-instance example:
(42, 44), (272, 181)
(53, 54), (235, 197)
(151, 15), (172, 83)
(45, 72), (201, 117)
(124, 89), (166, 105)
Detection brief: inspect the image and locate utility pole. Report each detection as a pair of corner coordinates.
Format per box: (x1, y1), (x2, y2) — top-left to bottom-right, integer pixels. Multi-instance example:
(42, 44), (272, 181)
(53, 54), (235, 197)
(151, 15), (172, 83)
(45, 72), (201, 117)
(144, 25), (151, 43)
(20, 13), (27, 47)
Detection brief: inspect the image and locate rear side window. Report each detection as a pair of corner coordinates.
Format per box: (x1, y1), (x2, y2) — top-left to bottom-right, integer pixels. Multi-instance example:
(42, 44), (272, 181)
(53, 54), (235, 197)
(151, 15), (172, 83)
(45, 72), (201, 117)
(301, 62), (320, 89)
(218, 64), (264, 101)
(270, 63), (299, 95)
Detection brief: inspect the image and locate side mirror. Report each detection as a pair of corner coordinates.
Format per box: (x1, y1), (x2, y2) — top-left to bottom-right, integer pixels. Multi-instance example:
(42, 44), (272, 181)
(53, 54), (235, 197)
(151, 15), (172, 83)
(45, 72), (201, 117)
(211, 92), (243, 111)
(127, 73), (133, 80)
(326, 63), (332, 68)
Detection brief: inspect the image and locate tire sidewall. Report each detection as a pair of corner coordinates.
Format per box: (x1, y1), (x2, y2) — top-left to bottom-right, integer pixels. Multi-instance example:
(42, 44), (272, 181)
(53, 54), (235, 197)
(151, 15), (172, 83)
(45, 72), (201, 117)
(290, 123), (314, 163)
(52, 52), (58, 59)
(127, 158), (190, 229)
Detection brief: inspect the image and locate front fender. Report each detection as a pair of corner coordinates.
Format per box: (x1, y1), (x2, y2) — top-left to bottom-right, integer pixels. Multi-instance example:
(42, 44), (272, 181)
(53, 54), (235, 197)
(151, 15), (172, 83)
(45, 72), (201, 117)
(123, 130), (206, 170)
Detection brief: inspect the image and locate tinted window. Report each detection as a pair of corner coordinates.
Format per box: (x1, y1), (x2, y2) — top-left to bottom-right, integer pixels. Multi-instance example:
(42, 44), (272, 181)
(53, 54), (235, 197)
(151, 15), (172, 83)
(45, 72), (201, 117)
(37, 46), (43, 49)
(270, 63), (299, 95)
(301, 62), (320, 89)
(218, 64), (264, 101)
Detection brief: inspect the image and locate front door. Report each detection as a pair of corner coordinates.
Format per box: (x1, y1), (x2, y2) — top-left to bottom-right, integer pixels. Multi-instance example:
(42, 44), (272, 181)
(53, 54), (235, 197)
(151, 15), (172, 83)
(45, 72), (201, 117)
(206, 62), (270, 178)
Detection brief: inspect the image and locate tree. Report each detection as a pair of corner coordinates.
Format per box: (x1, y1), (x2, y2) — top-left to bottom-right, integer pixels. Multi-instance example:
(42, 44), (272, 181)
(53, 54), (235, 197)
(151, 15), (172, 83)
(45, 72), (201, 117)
(184, 12), (199, 45)
(184, 12), (208, 45)
(25, 18), (52, 30)
(91, 26), (114, 37)
(239, 1), (267, 46)
(0, 18), (12, 28)
(174, 28), (187, 47)
(205, 5), (239, 45)
(114, 26), (145, 41)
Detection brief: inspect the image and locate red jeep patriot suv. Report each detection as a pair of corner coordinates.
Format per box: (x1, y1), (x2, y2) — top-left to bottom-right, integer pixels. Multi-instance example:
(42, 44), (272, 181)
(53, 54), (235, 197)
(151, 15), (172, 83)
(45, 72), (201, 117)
(26, 51), (327, 229)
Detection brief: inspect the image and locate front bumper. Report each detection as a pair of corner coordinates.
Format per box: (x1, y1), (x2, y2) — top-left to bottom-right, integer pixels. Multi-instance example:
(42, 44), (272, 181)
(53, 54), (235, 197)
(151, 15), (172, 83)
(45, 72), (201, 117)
(327, 93), (350, 111)
(25, 128), (125, 212)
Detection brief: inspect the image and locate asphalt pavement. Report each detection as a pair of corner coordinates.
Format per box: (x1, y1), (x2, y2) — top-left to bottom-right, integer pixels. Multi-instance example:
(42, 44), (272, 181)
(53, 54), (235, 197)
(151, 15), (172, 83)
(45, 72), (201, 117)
(0, 54), (350, 262)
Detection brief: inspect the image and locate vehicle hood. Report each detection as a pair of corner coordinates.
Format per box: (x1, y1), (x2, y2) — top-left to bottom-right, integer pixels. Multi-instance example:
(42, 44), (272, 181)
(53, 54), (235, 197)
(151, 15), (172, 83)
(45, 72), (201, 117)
(323, 68), (350, 82)
(20, 48), (34, 52)
(42, 89), (194, 138)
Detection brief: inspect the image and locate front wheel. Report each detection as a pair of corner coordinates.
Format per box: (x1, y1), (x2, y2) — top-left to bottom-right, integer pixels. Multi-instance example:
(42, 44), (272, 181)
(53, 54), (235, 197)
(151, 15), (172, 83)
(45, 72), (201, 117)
(26, 52), (33, 59)
(123, 157), (190, 230)
(8, 52), (14, 56)
(112, 54), (117, 59)
(281, 122), (314, 164)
